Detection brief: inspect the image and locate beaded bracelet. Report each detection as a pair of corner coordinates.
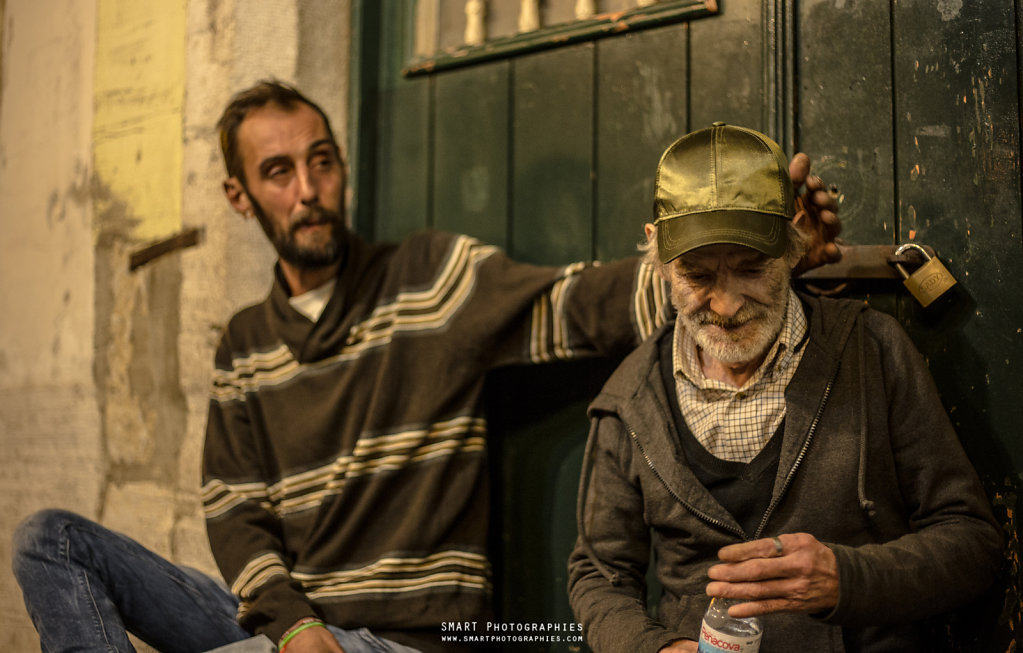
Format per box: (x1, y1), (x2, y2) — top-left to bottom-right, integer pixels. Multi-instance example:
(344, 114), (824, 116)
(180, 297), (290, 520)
(278, 618), (325, 652)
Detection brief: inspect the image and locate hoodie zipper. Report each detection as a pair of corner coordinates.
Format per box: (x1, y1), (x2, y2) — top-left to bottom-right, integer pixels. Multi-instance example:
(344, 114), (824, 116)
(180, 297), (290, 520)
(751, 369), (838, 539)
(625, 423), (746, 540)
(624, 368), (838, 542)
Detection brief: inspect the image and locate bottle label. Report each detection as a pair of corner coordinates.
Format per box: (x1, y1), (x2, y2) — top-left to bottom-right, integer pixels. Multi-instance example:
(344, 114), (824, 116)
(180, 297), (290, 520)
(697, 621), (762, 653)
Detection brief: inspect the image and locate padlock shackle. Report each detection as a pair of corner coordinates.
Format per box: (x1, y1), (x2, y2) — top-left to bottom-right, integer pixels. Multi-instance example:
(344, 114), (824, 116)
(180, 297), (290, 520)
(894, 242), (931, 260)
(893, 242), (933, 280)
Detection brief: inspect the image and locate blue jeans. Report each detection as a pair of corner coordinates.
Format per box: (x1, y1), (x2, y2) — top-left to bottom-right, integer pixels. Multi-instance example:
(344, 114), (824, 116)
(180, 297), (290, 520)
(12, 510), (419, 653)
(205, 628), (421, 653)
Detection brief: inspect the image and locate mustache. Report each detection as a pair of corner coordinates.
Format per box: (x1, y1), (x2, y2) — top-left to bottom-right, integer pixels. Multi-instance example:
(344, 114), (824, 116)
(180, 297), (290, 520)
(289, 206), (343, 234)
(690, 303), (768, 329)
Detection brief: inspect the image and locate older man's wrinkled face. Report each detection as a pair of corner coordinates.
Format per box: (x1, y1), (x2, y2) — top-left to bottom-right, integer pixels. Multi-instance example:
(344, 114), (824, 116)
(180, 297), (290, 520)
(666, 243), (791, 365)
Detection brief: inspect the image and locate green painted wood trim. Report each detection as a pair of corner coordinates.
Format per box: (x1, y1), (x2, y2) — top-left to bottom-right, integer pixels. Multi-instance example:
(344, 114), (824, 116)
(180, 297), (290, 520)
(403, 0), (718, 76)
(763, 0), (797, 154)
(348, 0), (383, 240)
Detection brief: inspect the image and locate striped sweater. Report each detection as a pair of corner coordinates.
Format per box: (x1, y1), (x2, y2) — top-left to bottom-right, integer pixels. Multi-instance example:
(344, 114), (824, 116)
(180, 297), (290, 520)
(201, 230), (669, 645)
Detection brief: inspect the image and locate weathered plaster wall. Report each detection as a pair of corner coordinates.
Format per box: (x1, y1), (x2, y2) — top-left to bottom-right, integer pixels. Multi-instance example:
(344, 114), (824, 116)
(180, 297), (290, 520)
(0, 0), (350, 649)
(91, 0), (192, 565)
(0, 1), (101, 650)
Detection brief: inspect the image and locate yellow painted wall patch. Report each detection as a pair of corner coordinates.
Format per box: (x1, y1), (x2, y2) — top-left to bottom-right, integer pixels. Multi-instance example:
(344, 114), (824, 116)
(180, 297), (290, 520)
(93, 0), (186, 242)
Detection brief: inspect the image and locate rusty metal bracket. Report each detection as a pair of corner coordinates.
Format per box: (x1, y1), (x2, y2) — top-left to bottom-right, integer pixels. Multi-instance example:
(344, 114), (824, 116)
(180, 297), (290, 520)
(796, 244), (937, 281)
(129, 226), (204, 271)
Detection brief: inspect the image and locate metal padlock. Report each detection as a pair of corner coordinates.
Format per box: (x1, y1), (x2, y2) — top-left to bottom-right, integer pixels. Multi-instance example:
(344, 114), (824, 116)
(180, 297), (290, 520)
(893, 243), (957, 307)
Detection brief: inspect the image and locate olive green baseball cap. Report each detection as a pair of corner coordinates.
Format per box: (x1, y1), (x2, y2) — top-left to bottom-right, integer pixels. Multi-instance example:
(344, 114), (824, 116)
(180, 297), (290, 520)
(653, 122), (794, 263)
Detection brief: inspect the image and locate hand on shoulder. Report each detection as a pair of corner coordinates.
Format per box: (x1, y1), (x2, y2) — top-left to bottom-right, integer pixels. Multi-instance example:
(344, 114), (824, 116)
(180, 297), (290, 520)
(789, 153), (842, 276)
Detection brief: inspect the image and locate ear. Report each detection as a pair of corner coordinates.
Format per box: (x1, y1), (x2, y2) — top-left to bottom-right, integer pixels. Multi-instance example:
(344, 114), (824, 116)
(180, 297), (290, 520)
(223, 177), (254, 218)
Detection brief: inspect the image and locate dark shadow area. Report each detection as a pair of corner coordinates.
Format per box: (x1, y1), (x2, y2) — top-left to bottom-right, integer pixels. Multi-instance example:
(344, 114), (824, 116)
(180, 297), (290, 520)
(484, 356), (622, 652)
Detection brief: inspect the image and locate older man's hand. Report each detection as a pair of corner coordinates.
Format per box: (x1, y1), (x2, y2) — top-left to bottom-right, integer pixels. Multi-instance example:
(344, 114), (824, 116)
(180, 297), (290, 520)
(705, 532), (839, 618)
(789, 153), (842, 276)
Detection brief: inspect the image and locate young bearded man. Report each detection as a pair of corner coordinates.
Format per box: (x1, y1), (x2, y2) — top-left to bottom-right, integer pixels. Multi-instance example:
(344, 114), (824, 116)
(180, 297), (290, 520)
(14, 85), (841, 653)
(568, 123), (1002, 653)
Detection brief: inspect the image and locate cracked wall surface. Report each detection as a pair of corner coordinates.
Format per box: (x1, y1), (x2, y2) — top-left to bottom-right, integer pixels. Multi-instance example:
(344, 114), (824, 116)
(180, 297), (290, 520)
(0, 0), (350, 649)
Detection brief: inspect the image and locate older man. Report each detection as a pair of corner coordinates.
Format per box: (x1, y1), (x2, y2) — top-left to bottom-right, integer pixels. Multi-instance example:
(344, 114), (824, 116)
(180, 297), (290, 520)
(567, 123), (1002, 652)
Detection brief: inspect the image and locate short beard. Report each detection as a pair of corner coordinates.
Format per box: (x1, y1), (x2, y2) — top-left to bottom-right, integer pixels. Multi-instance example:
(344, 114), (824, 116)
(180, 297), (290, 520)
(251, 201), (347, 270)
(674, 263), (790, 365)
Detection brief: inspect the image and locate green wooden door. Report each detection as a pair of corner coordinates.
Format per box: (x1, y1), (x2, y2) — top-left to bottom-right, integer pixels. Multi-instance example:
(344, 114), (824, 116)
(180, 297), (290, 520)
(350, 0), (1021, 649)
(797, 4), (1021, 648)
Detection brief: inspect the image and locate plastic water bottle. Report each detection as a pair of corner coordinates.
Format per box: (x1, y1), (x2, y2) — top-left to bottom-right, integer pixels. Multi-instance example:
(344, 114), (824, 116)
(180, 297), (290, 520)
(697, 597), (762, 652)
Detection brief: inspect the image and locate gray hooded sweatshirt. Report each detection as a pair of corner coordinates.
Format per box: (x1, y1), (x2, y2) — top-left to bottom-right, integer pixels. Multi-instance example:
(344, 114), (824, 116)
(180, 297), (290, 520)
(569, 294), (1001, 652)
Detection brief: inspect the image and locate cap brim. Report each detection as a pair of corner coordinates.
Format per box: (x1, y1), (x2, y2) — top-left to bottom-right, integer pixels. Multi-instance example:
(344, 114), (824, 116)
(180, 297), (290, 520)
(657, 209), (789, 263)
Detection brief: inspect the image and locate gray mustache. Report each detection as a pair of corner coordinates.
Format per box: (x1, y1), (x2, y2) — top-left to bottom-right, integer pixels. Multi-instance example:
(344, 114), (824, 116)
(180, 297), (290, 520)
(692, 305), (767, 329)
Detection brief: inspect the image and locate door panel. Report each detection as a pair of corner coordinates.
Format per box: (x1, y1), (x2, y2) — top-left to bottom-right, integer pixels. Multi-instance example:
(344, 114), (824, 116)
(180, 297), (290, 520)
(433, 61), (511, 246)
(374, 0), (431, 240)
(797, 0), (896, 248)
(596, 25), (690, 261)
(512, 44), (595, 264)
(689, 1), (764, 130)
(891, 0), (1023, 448)
(796, 1), (900, 315)
(889, 5), (1022, 647)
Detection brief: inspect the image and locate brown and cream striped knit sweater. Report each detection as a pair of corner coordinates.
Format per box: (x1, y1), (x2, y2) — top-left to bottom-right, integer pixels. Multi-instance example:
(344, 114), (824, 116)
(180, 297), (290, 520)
(201, 230), (669, 646)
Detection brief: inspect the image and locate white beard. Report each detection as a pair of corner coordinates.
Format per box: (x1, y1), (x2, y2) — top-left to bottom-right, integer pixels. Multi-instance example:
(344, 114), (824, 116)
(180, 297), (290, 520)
(673, 264), (790, 366)
(685, 297), (787, 364)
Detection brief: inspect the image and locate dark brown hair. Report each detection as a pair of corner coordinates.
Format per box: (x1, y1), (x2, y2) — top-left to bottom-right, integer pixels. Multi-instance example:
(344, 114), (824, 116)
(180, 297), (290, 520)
(216, 80), (340, 182)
